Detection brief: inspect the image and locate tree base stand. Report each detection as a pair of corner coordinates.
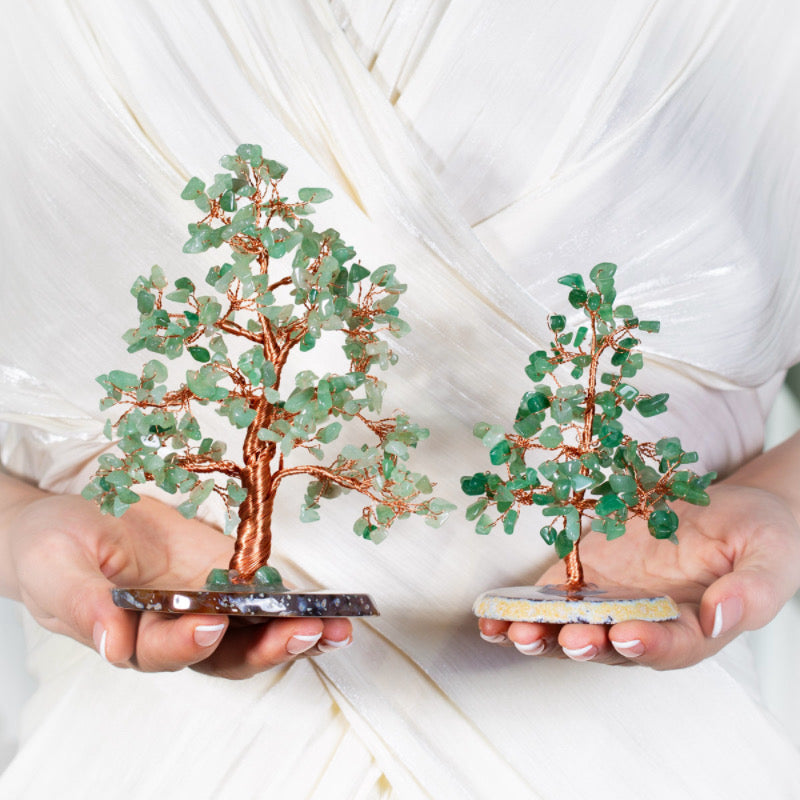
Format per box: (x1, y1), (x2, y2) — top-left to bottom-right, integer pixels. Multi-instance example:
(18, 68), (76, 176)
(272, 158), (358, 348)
(111, 566), (378, 618)
(473, 583), (678, 624)
(112, 587), (378, 617)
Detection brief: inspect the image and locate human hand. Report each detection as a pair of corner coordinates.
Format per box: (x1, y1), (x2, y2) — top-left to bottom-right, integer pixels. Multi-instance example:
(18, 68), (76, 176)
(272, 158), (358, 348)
(478, 481), (800, 669)
(5, 483), (353, 679)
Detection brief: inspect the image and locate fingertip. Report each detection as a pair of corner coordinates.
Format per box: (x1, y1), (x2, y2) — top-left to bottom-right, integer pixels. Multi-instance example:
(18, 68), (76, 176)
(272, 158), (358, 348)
(700, 593), (743, 639)
(316, 618), (353, 653)
(192, 618), (228, 648)
(92, 609), (138, 665)
(478, 618), (509, 636)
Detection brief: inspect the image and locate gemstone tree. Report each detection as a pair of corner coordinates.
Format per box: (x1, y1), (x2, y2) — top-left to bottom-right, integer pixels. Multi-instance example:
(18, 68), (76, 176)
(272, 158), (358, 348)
(84, 145), (453, 616)
(464, 263), (715, 623)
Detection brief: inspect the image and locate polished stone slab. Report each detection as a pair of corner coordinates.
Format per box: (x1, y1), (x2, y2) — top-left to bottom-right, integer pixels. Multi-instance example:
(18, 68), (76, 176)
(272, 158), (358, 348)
(112, 587), (379, 617)
(474, 584), (679, 624)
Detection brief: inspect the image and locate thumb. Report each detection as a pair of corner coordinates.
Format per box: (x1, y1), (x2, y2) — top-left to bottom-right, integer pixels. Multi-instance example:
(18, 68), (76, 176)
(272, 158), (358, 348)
(21, 546), (138, 666)
(700, 525), (800, 641)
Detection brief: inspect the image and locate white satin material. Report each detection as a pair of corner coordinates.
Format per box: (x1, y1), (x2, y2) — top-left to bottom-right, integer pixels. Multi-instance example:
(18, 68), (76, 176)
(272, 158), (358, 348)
(2, 1), (800, 797)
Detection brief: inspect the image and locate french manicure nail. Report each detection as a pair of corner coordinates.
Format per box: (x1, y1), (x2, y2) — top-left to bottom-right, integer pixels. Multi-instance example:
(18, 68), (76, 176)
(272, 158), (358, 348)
(287, 632), (322, 655)
(712, 597), (743, 639)
(562, 644), (597, 661)
(93, 622), (108, 662)
(480, 632), (508, 644)
(317, 637), (352, 653)
(611, 638), (645, 658)
(514, 639), (546, 656)
(194, 623), (225, 647)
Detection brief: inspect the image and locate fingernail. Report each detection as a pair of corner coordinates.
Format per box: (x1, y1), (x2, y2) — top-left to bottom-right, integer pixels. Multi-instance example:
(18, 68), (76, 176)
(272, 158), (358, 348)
(611, 638), (645, 658)
(480, 632), (508, 644)
(93, 622), (108, 662)
(194, 623), (226, 647)
(317, 637), (352, 653)
(514, 639), (546, 656)
(562, 644), (597, 661)
(287, 632), (322, 655)
(712, 597), (743, 639)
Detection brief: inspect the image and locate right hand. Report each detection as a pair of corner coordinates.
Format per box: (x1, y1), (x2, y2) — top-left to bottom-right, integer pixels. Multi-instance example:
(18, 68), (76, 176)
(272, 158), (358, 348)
(6, 482), (353, 678)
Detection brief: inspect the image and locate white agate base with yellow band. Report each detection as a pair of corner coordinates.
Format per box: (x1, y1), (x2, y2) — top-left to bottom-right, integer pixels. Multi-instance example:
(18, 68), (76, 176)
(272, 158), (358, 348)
(473, 584), (679, 624)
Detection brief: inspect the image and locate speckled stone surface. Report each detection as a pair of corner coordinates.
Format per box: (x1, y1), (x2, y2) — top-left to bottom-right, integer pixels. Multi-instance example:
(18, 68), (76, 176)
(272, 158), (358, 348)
(112, 588), (379, 617)
(473, 585), (679, 624)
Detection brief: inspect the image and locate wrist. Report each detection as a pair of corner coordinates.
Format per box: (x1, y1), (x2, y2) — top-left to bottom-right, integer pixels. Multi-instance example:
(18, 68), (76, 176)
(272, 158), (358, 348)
(0, 472), (50, 599)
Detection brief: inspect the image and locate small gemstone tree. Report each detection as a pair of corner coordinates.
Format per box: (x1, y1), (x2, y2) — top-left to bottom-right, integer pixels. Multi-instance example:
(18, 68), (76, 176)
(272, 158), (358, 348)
(84, 145), (453, 615)
(464, 263), (716, 623)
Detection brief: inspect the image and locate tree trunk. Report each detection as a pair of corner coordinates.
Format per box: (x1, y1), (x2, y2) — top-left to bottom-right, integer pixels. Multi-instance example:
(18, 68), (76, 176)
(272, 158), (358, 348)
(229, 452), (274, 584)
(564, 541), (584, 591)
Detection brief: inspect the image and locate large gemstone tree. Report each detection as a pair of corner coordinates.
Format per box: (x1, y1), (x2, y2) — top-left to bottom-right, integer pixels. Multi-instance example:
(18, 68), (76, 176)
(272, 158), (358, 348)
(464, 264), (716, 623)
(84, 145), (452, 612)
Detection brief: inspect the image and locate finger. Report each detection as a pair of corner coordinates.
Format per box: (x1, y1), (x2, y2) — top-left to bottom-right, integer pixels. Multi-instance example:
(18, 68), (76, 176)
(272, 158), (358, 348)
(557, 623), (630, 665)
(699, 536), (800, 641)
(314, 618), (354, 654)
(131, 612), (229, 672)
(194, 618), (326, 679)
(20, 551), (139, 666)
(506, 621), (561, 656)
(608, 605), (709, 670)
(477, 618), (512, 645)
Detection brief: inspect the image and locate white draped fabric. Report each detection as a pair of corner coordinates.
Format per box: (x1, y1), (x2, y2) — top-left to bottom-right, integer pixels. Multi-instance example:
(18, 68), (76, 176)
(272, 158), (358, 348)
(2, 1), (800, 797)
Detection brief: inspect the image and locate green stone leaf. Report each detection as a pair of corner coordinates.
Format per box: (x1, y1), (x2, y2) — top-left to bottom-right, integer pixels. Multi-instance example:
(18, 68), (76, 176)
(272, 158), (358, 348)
(568, 288), (588, 308)
(502, 509), (519, 535)
(298, 187), (333, 204)
(198, 299), (223, 326)
(236, 143), (263, 163)
(639, 320), (661, 333)
(489, 439), (511, 465)
(219, 190), (236, 212)
(480, 424), (507, 450)
(684, 485), (711, 506)
(636, 393), (669, 418)
(137, 291), (155, 315)
(108, 370), (139, 391)
(370, 264), (396, 287)
(591, 517), (626, 540)
(188, 346), (210, 363)
(466, 498), (489, 521)
(180, 177), (205, 200)
(549, 314), (566, 333)
(648, 509), (679, 539)
(538, 426), (563, 449)
(415, 475), (433, 493)
(655, 437), (683, 460)
(300, 505), (321, 523)
(557, 273), (585, 291)
(513, 413), (541, 438)
(554, 530), (574, 559)
(526, 392), (550, 413)
(595, 493), (626, 517)
(570, 474), (594, 492)
(177, 500), (198, 519)
(349, 264), (370, 283)
(539, 525), (557, 545)
(589, 262), (617, 284)
(609, 473), (637, 494)
(317, 422), (342, 444)
(264, 159), (288, 180)
(461, 473), (488, 496)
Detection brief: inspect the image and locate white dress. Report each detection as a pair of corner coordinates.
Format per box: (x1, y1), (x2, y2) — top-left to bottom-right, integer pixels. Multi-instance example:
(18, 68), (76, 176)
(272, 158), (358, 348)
(2, 1), (800, 797)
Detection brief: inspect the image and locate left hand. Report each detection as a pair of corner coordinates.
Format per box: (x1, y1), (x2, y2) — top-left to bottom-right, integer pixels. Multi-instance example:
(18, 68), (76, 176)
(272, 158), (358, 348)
(478, 480), (800, 669)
